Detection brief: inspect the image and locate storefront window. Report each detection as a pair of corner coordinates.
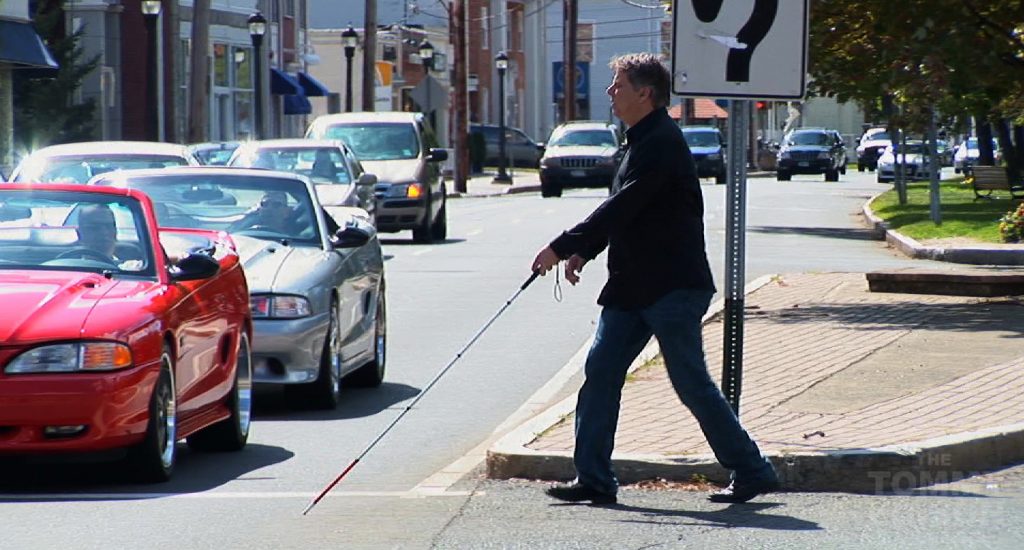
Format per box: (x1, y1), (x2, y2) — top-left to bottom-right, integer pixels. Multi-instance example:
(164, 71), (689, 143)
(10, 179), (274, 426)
(214, 43), (229, 87)
(234, 46), (252, 90)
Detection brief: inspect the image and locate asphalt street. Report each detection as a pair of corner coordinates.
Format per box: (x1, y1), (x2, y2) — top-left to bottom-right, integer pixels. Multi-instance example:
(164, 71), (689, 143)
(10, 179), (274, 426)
(2, 169), (1020, 549)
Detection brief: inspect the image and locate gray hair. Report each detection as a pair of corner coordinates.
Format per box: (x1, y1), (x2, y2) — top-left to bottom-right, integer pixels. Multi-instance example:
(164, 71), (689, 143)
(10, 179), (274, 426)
(608, 53), (671, 109)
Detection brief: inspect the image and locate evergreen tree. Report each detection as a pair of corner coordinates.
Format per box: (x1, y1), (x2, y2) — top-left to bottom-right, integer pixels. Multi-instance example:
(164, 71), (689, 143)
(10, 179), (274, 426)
(13, 0), (100, 151)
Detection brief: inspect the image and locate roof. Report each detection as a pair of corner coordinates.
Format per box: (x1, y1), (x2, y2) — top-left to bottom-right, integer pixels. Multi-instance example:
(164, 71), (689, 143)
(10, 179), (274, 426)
(693, 99), (728, 119)
(552, 121), (616, 133)
(309, 112), (422, 125)
(668, 99), (729, 120)
(239, 138), (346, 149)
(27, 141), (194, 158)
(89, 166), (311, 186)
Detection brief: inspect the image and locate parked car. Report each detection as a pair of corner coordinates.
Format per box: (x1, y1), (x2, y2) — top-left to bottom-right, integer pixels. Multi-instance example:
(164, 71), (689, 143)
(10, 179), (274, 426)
(0, 183), (252, 482)
(876, 140), (938, 183)
(91, 167), (386, 410)
(305, 112), (448, 243)
(856, 127), (891, 172)
(189, 141), (241, 166)
(469, 124), (542, 169)
(227, 139), (377, 223)
(8, 141), (199, 183)
(539, 120), (622, 197)
(776, 127), (847, 181)
(953, 137), (1001, 174)
(680, 126), (727, 184)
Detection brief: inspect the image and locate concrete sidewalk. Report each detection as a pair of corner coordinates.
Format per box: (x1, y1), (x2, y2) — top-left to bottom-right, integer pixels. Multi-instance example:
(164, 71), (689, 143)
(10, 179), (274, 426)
(486, 272), (1024, 493)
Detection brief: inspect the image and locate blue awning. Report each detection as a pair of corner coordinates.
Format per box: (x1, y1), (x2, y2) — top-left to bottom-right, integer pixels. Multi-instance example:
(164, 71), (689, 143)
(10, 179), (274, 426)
(297, 72), (330, 97)
(283, 94), (312, 115)
(0, 20), (59, 68)
(270, 68), (303, 95)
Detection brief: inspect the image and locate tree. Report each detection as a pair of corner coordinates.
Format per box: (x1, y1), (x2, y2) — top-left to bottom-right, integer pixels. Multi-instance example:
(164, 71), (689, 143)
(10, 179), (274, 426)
(807, 0), (1024, 178)
(13, 0), (100, 151)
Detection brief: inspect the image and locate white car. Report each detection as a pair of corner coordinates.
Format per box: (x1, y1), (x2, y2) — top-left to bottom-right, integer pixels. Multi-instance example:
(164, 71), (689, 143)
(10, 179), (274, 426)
(876, 141), (938, 183)
(8, 141), (199, 183)
(953, 137), (1001, 174)
(856, 127), (892, 172)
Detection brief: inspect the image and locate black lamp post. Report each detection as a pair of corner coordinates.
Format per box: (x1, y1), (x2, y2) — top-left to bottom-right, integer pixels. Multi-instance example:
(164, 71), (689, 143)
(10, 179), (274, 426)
(493, 51), (512, 183)
(418, 39), (434, 129)
(248, 11), (267, 140)
(142, 0), (162, 142)
(342, 24), (358, 112)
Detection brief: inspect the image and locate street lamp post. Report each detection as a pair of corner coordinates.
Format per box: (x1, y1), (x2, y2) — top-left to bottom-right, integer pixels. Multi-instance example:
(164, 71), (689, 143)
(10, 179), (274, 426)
(248, 11), (267, 140)
(342, 24), (358, 112)
(418, 39), (434, 130)
(142, 1), (162, 142)
(493, 51), (512, 184)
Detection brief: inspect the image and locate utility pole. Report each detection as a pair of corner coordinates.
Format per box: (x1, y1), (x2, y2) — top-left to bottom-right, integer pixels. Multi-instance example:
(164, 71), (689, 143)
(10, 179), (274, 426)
(362, 0), (377, 111)
(562, 0), (577, 122)
(450, 0), (468, 193)
(187, 0), (211, 143)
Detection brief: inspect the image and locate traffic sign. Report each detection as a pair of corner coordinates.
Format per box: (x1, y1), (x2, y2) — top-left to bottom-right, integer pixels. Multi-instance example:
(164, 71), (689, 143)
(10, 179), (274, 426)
(671, 0), (808, 99)
(552, 61), (589, 100)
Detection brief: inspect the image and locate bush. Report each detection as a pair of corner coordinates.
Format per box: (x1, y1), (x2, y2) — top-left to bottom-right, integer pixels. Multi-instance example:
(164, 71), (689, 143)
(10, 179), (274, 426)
(998, 202), (1024, 243)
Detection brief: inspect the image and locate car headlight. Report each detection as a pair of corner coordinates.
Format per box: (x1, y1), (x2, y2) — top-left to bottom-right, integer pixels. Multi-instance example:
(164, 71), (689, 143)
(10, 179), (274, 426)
(706, 153), (721, 160)
(817, 152), (830, 160)
(596, 157), (616, 167)
(778, 151), (790, 159)
(250, 295), (312, 319)
(384, 183), (424, 199)
(540, 157), (559, 168)
(6, 342), (133, 373)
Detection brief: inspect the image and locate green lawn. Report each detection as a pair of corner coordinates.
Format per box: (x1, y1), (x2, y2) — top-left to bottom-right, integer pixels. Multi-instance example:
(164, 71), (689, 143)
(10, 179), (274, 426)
(869, 177), (1023, 243)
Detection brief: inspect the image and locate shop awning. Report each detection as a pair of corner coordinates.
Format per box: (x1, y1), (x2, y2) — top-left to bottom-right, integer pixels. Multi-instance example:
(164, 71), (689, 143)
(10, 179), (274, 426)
(0, 20), (59, 68)
(297, 72), (329, 97)
(270, 68), (303, 95)
(283, 93), (312, 115)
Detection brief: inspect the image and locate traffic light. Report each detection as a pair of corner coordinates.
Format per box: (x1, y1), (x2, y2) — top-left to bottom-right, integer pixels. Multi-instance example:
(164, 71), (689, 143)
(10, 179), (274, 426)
(755, 101), (768, 110)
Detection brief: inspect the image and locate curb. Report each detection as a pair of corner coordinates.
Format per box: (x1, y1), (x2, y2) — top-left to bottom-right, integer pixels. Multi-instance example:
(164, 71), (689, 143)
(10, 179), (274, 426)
(862, 196), (1024, 266)
(485, 274), (778, 483)
(487, 271), (1024, 492)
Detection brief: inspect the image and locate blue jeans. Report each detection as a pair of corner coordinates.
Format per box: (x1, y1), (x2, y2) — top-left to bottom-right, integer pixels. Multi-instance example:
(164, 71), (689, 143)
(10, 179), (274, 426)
(573, 288), (777, 496)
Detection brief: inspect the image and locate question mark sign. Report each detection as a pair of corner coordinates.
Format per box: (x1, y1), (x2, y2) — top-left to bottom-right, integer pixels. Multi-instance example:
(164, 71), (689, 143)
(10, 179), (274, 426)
(691, 0), (778, 82)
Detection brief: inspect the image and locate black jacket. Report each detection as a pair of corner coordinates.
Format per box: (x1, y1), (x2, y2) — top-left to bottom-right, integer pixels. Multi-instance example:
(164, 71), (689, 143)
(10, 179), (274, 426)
(549, 107), (715, 309)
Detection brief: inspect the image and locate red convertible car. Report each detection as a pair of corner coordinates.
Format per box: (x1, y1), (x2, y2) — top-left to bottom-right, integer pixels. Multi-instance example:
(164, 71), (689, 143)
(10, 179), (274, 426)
(0, 184), (253, 482)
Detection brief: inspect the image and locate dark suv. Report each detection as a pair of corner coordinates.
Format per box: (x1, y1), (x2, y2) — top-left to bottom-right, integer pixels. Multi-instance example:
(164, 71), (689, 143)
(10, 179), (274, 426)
(539, 121), (622, 197)
(776, 128), (847, 181)
(469, 124), (542, 169)
(680, 126), (727, 184)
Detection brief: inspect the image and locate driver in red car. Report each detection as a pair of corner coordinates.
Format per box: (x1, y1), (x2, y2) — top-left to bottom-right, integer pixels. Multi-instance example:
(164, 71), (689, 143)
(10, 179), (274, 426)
(76, 203), (118, 259)
(70, 203), (144, 270)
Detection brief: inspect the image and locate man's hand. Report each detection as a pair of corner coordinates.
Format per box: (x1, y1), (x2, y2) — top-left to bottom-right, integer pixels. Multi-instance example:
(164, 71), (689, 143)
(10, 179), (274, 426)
(565, 254), (587, 285)
(532, 245), (560, 275)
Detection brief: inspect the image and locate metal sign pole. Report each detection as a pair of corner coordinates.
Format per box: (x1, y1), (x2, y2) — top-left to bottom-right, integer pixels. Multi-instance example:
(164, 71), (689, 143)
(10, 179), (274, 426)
(722, 99), (750, 414)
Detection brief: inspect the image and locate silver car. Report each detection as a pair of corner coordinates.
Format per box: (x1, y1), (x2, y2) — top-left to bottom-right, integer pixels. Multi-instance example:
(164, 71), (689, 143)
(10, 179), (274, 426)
(90, 167), (387, 410)
(8, 141), (199, 183)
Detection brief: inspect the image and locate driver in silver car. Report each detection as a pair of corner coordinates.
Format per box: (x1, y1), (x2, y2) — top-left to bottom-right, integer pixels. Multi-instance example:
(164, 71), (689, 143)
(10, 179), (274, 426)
(230, 191), (298, 234)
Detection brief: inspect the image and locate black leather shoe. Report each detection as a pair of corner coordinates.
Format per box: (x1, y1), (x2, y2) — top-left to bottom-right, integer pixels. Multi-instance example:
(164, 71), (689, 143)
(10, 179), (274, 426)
(545, 482), (617, 504)
(708, 478), (780, 503)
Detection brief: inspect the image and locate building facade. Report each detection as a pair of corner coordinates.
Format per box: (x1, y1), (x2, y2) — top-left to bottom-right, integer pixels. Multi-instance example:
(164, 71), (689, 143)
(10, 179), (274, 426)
(0, 0), (59, 176)
(61, 0), (315, 145)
